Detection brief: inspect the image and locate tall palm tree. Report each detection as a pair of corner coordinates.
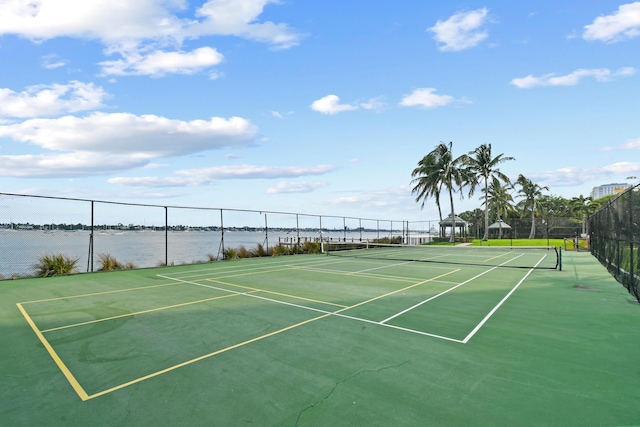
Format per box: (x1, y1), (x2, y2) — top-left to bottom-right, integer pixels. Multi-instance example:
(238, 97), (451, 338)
(411, 153), (445, 228)
(515, 174), (548, 239)
(464, 144), (515, 240)
(411, 142), (470, 242)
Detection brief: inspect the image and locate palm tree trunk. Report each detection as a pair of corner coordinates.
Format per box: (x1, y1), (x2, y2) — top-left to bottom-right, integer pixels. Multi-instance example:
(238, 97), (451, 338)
(449, 188), (455, 243)
(528, 201), (536, 239)
(482, 179), (489, 241)
(436, 203), (443, 237)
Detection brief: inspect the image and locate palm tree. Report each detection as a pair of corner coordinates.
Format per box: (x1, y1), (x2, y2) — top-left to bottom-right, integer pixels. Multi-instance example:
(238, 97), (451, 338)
(571, 195), (600, 235)
(484, 179), (515, 239)
(411, 153), (445, 228)
(515, 174), (548, 239)
(459, 208), (484, 239)
(464, 144), (515, 240)
(411, 142), (470, 242)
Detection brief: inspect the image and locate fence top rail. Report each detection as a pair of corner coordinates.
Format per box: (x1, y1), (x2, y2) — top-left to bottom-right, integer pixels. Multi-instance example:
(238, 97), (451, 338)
(0, 192), (407, 224)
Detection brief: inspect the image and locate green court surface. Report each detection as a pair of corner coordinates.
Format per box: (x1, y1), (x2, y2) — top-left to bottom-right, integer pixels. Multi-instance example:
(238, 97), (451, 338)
(1, 250), (640, 426)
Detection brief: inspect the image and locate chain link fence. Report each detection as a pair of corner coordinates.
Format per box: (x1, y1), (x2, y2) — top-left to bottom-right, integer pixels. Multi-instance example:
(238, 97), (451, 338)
(410, 216), (585, 246)
(589, 183), (640, 301)
(0, 193), (412, 279)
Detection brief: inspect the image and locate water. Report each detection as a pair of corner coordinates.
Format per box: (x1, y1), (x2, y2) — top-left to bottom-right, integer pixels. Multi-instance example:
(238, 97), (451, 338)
(0, 229), (396, 278)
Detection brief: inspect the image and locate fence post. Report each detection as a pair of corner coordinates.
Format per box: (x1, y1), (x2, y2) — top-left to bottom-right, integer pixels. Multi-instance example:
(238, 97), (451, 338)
(88, 200), (94, 272)
(165, 206), (168, 266)
(628, 190), (638, 299)
(264, 213), (269, 253)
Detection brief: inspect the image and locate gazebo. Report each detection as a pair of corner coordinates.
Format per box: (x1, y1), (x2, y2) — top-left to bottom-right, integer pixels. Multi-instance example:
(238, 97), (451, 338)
(488, 219), (511, 239)
(439, 214), (467, 239)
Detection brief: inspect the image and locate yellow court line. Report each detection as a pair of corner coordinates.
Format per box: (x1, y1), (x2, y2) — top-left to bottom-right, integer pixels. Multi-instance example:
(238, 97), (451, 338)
(35, 265), (460, 401)
(85, 312), (333, 400)
(40, 292), (252, 333)
(20, 281), (187, 305)
(204, 279), (348, 308)
(16, 303), (90, 401)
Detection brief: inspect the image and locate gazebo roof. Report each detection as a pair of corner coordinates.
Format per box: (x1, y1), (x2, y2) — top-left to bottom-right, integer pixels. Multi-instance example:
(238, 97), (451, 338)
(439, 214), (467, 226)
(488, 219), (511, 229)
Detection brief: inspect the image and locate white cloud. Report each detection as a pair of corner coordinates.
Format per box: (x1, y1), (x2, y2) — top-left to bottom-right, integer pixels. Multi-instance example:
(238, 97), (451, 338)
(41, 54), (67, 69)
(266, 181), (328, 194)
(399, 88), (454, 108)
(511, 67), (636, 88)
(428, 8), (490, 51)
(311, 95), (358, 115)
(529, 162), (640, 187)
(0, 0), (186, 43)
(583, 2), (640, 42)
(271, 110), (294, 119)
(0, 113), (258, 155)
(310, 95), (385, 115)
(109, 164), (338, 188)
(99, 46), (224, 77)
(602, 137), (640, 151)
(621, 137), (640, 149)
(359, 97), (385, 111)
(0, 152), (150, 178)
(177, 164), (337, 180)
(0, 81), (108, 118)
(330, 186), (412, 209)
(143, 163), (169, 169)
(189, 0), (302, 49)
(107, 176), (197, 188)
(0, 113), (259, 177)
(0, 0), (301, 77)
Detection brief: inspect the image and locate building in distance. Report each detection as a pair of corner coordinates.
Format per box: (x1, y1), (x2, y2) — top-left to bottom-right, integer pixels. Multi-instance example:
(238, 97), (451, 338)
(590, 183), (631, 200)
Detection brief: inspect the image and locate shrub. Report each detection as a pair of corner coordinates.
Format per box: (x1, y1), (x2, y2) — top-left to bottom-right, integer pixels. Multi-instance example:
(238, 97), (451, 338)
(373, 236), (403, 244)
(222, 247), (238, 260)
(271, 244), (292, 256)
(301, 241), (321, 254)
(254, 244), (269, 257)
(97, 253), (124, 271)
(237, 246), (253, 258)
(33, 254), (79, 277)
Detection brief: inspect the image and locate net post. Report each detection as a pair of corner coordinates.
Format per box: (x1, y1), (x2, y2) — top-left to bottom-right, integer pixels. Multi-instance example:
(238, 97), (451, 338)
(558, 246), (562, 271)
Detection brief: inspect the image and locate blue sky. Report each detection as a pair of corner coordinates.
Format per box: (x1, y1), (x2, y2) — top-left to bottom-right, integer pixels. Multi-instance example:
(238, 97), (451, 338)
(1, 0), (639, 223)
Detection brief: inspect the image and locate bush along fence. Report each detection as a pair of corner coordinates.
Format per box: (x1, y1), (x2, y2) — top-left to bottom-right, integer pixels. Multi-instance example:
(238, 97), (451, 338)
(589, 183), (640, 302)
(0, 192), (413, 279)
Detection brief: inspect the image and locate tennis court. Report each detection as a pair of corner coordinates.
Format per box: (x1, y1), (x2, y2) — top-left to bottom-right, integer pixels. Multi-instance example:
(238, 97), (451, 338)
(2, 248), (640, 426)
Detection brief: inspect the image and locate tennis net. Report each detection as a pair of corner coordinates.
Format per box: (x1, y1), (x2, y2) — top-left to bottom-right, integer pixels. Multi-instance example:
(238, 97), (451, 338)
(323, 242), (561, 270)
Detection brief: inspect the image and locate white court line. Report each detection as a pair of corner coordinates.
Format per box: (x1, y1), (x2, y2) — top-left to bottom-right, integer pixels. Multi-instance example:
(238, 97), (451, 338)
(379, 265), (501, 324)
(379, 253), (525, 324)
(156, 274), (338, 315)
(351, 259), (421, 274)
(167, 257), (347, 281)
(156, 272), (465, 343)
(461, 255), (546, 343)
(159, 251), (540, 344)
